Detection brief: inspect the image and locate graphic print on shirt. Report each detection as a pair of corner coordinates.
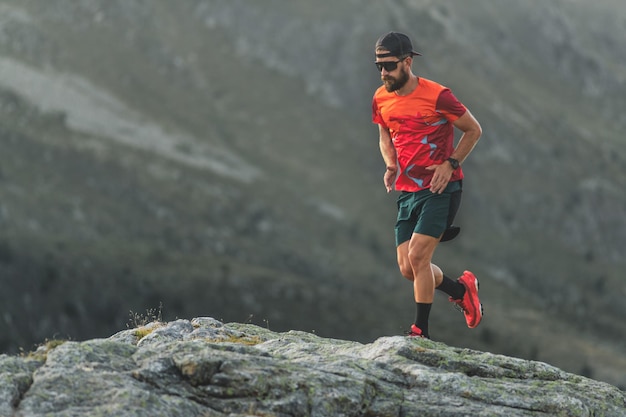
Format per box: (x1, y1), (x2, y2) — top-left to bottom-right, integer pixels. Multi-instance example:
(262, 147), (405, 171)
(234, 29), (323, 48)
(405, 135), (437, 187)
(390, 111), (451, 189)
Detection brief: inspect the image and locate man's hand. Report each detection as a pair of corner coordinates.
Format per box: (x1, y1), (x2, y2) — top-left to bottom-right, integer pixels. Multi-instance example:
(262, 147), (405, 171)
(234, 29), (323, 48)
(384, 166), (397, 193)
(426, 109), (481, 194)
(426, 161), (454, 194)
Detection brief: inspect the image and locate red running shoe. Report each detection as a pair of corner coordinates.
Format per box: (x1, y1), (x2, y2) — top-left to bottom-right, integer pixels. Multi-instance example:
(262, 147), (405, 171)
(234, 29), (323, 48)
(407, 324), (426, 338)
(449, 270), (483, 328)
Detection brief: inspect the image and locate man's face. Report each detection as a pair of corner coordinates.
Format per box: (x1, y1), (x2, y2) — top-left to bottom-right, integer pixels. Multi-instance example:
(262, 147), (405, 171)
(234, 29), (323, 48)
(375, 53), (410, 92)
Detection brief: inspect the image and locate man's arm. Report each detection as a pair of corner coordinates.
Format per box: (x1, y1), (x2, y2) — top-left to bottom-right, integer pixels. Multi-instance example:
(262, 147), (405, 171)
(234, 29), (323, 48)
(449, 109), (482, 164)
(378, 124), (398, 193)
(428, 109), (482, 194)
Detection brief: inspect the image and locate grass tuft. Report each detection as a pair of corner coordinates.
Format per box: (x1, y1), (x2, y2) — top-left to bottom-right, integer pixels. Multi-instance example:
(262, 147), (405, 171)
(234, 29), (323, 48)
(22, 338), (68, 362)
(127, 302), (164, 329)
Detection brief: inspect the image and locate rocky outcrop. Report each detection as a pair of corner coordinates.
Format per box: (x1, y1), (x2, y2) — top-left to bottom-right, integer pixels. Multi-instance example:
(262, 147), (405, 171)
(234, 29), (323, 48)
(1, 318), (624, 417)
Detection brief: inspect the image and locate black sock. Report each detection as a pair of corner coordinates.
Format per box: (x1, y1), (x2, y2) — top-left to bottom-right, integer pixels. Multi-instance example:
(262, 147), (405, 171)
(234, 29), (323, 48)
(415, 303), (432, 338)
(436, 275), (466, 300)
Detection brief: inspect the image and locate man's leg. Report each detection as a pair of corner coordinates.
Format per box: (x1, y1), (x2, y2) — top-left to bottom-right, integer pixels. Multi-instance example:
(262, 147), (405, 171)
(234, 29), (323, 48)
(398, 239), (463, 337)
(431, 263), (444, 287)
(396, 241), (413, 281)
(407, 233), (440, 303)
(404, 233), (439, 337)
(399, 250), (458, 293)
(397, 239), (433, 337)
(432, 264), (466, 300)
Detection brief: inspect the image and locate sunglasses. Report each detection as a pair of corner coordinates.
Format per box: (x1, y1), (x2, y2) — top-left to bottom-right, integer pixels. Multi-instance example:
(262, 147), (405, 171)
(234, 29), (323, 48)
(375, 60), (404, 72)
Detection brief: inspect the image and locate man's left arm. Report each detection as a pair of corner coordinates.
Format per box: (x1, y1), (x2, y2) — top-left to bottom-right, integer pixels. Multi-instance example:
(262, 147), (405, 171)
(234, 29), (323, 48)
(449, 109), (482, 164)
(428, 110), (482, 194)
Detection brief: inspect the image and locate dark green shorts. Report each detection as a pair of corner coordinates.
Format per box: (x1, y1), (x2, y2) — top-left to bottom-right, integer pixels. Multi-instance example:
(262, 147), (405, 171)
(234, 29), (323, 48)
(395, 180), (462, 246)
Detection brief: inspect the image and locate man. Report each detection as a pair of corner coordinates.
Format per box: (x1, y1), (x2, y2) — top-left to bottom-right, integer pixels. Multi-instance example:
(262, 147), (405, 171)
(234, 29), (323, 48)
(371, 32), (483, 338)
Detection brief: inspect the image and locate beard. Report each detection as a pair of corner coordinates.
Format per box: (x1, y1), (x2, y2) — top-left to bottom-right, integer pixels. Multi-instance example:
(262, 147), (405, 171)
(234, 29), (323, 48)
(382, 68), (409, 92)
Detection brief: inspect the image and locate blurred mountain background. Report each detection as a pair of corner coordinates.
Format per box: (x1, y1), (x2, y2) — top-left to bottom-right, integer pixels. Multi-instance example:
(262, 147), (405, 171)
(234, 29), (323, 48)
(0, 0), (624, 388)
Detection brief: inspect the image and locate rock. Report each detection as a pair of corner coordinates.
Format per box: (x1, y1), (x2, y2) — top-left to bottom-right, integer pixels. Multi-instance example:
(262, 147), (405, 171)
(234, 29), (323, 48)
(1, 318), (624, 417)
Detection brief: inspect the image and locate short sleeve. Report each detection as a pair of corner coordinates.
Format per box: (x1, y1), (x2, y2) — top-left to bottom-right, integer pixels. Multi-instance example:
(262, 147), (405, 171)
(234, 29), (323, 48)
(372, 97), (387, 128)
(436, 89), (467, 122)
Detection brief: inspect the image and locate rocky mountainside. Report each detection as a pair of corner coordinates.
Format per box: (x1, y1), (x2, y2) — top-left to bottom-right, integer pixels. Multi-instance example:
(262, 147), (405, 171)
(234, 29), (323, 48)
(1, 318), (625, 417)
(0, 0), (625, 390)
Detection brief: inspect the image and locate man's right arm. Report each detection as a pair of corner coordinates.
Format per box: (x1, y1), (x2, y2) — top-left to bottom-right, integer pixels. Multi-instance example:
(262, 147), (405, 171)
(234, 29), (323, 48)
(378, 125), (397, 193)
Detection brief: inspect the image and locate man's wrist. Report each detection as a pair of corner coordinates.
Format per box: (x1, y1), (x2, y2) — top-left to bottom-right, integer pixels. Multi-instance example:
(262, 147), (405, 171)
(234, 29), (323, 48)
(386, 165), (397, 172)
(446, 157), (460, 170)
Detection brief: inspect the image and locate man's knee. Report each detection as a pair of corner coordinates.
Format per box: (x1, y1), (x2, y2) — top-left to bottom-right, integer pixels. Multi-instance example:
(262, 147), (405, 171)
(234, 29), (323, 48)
(397, 253), (414, 280)
(407, 247), (430, 270)
(396, 241), (414, 280)
(407, 234), (439, 269)
(398, 262), (413, 280)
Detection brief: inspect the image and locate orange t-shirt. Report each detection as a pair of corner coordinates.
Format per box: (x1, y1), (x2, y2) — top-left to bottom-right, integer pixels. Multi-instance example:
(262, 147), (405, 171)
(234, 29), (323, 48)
(372, 77), (467, 191)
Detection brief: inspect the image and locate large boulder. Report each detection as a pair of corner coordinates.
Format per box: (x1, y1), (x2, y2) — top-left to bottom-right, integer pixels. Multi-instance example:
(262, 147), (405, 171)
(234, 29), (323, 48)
(1, 318), (624, 417)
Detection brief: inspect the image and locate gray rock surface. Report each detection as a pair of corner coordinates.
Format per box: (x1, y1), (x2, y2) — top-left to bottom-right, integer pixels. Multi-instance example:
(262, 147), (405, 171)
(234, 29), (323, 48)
(1, 318), (624, 417)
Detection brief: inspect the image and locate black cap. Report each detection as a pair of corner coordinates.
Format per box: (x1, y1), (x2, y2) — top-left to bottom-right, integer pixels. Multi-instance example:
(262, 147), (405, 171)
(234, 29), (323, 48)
(375, 32), (421, 58)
